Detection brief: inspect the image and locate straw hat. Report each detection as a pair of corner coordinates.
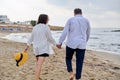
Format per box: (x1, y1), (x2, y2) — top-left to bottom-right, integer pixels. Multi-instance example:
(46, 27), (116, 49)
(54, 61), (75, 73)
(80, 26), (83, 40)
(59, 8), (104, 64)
(15, 52), (28, 66)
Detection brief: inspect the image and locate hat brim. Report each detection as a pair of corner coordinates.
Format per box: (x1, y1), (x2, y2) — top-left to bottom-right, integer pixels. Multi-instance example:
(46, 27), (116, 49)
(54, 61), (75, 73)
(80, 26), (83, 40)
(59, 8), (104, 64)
(15, 52), (28, 66)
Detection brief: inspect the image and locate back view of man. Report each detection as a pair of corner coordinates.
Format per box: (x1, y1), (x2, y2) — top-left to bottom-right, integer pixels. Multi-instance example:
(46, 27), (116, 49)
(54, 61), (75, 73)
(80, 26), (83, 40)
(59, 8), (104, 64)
(57, 8), (91, 80)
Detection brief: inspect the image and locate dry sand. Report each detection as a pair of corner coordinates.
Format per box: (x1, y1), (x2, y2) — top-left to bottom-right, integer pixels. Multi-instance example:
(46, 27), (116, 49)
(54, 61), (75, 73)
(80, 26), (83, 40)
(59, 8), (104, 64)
(0, 36), (120, 80)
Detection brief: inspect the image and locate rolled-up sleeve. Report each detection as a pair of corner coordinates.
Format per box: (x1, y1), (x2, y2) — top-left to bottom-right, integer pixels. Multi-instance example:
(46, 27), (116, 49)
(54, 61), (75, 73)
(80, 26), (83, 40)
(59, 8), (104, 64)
(46, 26), (56, 45)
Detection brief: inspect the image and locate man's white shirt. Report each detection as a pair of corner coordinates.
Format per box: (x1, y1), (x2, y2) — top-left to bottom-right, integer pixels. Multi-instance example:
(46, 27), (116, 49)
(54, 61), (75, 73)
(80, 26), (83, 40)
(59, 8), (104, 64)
(59, 15), (90, 49)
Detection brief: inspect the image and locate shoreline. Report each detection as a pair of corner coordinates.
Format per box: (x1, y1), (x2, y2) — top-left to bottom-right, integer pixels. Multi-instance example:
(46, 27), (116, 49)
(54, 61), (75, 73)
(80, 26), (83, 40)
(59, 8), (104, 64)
(1, 32), (120, 56)
(1, 37), (120, 65)
(1, 35), (120, 65)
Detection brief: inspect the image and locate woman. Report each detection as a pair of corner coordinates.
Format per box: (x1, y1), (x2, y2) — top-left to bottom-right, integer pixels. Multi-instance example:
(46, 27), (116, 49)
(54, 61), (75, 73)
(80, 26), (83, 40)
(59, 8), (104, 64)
(24, 14), (56, 80)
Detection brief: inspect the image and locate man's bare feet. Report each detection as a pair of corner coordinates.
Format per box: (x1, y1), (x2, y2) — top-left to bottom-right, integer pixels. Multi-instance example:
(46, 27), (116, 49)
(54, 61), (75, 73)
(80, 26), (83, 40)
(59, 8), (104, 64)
(69, 72), (74, 80)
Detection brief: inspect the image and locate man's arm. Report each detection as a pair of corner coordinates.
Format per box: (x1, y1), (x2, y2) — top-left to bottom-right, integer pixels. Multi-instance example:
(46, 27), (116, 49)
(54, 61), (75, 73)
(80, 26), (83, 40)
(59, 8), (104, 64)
(58, 19), (70, 45)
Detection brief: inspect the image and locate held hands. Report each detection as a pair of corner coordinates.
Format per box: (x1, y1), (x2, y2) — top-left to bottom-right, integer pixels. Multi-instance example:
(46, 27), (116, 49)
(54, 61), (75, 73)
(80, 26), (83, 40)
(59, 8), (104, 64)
(56, 44), (62, 49)
(24, 44), (61, 52)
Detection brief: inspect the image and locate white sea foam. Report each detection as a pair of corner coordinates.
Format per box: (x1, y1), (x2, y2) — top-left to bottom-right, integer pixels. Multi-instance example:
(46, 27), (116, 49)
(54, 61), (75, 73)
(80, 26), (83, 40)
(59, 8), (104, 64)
(2, 33), (30, 43)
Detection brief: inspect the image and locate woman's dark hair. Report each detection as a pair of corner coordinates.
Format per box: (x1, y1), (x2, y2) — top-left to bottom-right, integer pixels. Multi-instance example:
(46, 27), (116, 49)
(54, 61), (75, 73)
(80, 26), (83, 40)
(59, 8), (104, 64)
(37, 14), (48, 24)
(74, 8), (82, 14)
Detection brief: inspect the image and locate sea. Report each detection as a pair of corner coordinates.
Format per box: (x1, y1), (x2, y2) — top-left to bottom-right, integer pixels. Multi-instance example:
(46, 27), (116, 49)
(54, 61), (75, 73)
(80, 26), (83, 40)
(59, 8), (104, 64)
(2, 28), (120, 55)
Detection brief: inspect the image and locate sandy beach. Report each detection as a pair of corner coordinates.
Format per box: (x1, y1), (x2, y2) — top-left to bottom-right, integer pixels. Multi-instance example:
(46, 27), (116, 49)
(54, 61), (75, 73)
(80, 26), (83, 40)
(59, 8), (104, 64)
(0, 33), (120, 80)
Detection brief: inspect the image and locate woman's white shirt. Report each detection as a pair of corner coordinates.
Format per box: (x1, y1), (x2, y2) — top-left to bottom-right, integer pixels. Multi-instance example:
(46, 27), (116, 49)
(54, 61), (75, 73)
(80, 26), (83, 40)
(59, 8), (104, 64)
(27, 24), (56, 55)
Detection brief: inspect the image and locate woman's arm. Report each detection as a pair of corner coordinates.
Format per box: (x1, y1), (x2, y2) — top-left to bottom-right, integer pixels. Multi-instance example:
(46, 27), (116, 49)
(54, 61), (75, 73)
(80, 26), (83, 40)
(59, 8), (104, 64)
(46, 26), (56, 45)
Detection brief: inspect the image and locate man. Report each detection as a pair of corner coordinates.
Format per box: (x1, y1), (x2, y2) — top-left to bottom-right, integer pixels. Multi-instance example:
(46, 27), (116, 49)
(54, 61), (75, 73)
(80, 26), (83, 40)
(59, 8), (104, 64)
(57, 8), (90, 80)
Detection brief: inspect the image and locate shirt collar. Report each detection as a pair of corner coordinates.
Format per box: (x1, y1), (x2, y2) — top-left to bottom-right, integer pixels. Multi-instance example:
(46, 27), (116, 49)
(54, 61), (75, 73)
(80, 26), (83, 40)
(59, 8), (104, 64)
(75, 14), (82, 17)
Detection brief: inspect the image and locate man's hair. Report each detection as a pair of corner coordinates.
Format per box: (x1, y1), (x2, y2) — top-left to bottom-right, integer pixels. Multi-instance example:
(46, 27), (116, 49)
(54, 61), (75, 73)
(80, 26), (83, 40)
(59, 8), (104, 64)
(74, 8), (82, 14)
(37, 14), (48, 24)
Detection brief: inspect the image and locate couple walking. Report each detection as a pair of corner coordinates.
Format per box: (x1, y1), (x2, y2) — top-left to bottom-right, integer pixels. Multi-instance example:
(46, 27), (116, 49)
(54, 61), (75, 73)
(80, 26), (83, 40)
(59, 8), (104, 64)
(24, 8), (90, 80)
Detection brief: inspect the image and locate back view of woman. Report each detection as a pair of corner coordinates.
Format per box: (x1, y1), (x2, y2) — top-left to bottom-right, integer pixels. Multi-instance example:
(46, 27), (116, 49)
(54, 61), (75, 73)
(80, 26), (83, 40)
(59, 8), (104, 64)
(24, 14), (56, 80)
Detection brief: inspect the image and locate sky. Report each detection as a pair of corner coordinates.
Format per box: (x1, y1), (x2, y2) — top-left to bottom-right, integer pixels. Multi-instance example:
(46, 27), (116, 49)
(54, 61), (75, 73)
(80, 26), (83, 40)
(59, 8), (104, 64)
(0, 0), (120, 27)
